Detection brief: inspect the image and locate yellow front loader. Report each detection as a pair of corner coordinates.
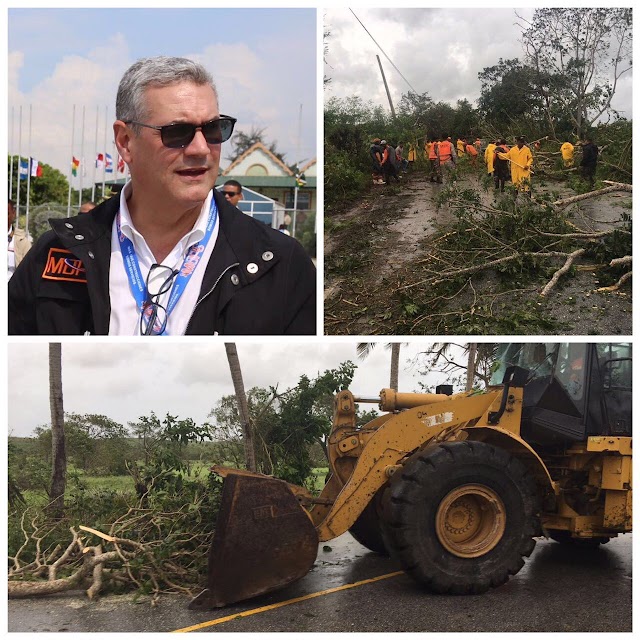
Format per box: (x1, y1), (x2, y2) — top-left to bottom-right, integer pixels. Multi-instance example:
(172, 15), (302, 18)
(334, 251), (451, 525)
(189, 343), (632, 610)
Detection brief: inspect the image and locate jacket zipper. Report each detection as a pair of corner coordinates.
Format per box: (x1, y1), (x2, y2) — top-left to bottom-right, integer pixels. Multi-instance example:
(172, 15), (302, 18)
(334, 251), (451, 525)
(184, 262), (240, 334)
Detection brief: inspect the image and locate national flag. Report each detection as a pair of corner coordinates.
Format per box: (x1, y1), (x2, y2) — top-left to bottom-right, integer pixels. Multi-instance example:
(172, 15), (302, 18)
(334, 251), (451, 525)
(71, 156), (80, 177)
(295, 173), (307, 187)
(95, 153), (104, 168)
(30, 158), (43, 178)
(19, 158), (29, 180)
(105, 153), (113, 173)
(117, 155), (126, 174)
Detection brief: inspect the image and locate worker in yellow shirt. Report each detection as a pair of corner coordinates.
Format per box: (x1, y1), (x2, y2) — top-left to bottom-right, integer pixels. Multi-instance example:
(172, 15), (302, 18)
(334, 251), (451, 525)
(560, 141), (575, 167)
(407, 141), (417, 169)
(497, 136), (533, 196)
(484, 140), (497, 176)
(456, 138), (465, 157)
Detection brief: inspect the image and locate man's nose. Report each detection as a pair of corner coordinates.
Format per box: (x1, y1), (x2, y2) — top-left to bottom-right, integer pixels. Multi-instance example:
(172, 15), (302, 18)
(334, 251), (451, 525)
(184, 129), (213, 154)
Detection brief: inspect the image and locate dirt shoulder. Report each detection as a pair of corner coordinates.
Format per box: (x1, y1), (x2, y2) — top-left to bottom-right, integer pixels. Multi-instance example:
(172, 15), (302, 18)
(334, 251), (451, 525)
(324, 168), (632, 335)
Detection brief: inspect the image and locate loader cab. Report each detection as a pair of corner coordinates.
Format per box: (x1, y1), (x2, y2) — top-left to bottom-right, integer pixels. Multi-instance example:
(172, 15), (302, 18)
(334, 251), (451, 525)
(490, 343), (631, 447)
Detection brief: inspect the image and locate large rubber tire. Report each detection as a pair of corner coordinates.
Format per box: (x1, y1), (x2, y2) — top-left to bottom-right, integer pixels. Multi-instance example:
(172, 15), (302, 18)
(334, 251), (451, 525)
(381, 440), (540, 595)
(349, 492), (389, 555)
(548, 530), (611, 548)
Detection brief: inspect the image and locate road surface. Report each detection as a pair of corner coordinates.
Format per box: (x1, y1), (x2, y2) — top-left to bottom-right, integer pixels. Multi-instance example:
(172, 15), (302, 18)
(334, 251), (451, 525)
(8, 532), (631, 633)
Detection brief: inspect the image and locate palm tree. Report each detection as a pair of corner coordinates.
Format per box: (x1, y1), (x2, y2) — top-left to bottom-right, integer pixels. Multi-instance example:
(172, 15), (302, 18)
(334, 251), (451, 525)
(465, 343), (478, 391)
(48, 343), (66, 518)
(357, 342), (403, 391)
(224, 343), (257, 472)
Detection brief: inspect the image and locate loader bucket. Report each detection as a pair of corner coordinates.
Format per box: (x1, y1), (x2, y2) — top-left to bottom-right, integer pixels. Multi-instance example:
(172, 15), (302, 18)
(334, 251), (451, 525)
(189, 472), (319, 610)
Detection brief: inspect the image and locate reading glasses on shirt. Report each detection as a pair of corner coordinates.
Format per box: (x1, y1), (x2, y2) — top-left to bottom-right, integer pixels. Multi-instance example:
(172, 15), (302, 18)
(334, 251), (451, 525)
(140, 264), (179, 336)
(124, 115), (237, 149)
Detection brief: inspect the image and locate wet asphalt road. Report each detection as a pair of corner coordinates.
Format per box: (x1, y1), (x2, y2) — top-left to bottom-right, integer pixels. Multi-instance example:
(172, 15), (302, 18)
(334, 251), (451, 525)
(8, 532), (632, 633)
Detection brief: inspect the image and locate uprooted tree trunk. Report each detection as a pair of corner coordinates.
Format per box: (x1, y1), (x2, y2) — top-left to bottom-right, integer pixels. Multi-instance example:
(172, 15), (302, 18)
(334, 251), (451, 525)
(553, 182), (632, 207)
(8, 502), (211, 602)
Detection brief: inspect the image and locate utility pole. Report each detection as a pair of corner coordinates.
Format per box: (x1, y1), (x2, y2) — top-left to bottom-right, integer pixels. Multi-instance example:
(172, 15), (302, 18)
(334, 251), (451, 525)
(376, 55), (396, 119)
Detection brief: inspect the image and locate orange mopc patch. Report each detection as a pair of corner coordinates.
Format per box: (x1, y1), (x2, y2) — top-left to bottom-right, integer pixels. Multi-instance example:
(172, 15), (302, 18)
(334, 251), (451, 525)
(42, 248), (87, 283)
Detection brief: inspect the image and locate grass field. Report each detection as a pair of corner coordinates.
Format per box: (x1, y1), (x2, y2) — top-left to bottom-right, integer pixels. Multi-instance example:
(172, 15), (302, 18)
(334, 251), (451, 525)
(16, 464), (330, 511)
(310, 467), (328, 490)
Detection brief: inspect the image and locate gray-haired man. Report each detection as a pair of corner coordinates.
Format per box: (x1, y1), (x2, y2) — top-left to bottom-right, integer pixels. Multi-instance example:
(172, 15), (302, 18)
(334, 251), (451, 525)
(9, 56), (316, 335)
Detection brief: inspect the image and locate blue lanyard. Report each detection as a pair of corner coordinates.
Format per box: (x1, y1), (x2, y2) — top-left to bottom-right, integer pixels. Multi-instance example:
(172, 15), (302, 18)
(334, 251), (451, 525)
(116, 196), (218, 334)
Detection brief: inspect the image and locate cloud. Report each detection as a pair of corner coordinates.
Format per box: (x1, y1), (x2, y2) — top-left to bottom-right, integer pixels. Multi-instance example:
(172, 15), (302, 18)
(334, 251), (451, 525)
(9, 34), (131, 175)
(325, 8), (542, 109)
(9, 15), (315, 177)
(8, 342), (458, 438)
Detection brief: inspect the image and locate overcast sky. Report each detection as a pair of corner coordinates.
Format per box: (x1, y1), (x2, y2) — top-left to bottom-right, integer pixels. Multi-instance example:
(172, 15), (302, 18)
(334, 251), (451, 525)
(6, 342), (475, 438)
(8, 8), (316, 183)
(324, 7), (633, 118)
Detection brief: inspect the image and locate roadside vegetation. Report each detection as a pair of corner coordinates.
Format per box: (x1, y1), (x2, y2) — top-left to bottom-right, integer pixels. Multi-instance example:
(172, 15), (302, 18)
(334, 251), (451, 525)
(8, 362), (374, 603)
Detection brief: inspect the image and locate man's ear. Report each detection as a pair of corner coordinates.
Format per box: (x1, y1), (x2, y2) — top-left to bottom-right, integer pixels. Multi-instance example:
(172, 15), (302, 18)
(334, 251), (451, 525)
(114, 121), (134, 163)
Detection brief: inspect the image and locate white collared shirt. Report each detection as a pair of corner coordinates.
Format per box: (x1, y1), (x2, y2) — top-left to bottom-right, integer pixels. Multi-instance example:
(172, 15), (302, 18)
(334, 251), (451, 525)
(108, 183), (219, 335)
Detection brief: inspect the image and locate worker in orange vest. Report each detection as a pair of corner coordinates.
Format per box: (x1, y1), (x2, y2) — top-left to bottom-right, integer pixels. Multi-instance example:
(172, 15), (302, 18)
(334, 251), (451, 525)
(438, 135), (457, 183)
(427, 138), (440, 183)
(465, 139), (478, 168)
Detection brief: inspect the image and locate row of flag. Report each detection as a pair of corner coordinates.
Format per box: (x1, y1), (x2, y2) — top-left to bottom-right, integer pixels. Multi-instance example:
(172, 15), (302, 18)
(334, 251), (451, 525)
(71, 153), (127, 177)
(18, 158), (43, 180)
(18, 154), (127, 180)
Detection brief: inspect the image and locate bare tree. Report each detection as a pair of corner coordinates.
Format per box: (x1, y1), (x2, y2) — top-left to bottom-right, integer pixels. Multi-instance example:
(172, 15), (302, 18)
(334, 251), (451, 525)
(48, 343), (66, 518)
(518, 8), (632, 135)
(419, 343), (497, 391)
(224, 343), (256, 472)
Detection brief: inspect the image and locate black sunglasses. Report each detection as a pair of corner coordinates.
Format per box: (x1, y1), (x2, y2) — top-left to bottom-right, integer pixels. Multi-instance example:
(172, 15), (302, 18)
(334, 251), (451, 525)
(222, 190), (241, 197)
(125, 115), (237, 149)
(140, 264), (179, 335)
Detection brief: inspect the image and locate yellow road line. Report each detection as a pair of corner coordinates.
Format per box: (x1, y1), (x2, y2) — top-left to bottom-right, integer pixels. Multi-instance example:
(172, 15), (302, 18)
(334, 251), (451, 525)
(173, 571), (405, 633)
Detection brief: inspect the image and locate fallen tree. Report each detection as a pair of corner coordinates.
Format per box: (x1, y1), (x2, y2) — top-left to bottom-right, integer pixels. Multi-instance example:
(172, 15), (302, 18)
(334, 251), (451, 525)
(400, 183), (631, 297)
(325, 169), (631, 335)
(553, 182), (632, 207)
(8, 477), (221, 603)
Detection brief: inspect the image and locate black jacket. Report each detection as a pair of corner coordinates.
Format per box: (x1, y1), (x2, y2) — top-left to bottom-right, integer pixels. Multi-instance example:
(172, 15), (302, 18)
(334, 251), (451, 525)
(8, 191), (316, 335)
(580, 142), (599, 168)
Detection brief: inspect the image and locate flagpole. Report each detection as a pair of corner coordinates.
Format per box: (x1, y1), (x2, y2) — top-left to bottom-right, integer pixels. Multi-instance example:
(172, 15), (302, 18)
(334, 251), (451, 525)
(16, 105), (22, 230)
(67, 104), (76, 217)
(25, 104), (32, 236)
(79, 105), (86, 209)
(9, 106), (14, 201)
(91, 105), (99, 202)
(101, 104), (108, 198)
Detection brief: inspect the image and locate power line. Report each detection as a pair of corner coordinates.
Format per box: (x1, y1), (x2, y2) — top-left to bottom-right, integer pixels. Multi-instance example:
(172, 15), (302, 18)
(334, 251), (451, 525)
(349, 9), (419, 95)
